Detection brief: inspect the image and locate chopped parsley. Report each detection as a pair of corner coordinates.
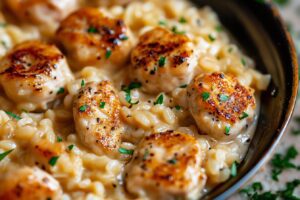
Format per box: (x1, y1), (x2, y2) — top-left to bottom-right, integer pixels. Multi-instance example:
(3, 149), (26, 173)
(87, 26), (98, 33)
(201, 92), (210, 101)
(219, 94), (229, 102)
(118, 147), (134, 155)
(122, 82), (142, 105)
(0, 149), (14, 161)
(57, 136), (63, 142)
(171, 26), (186, 34)
(175, 105), (181, 110)
(57, 87), (65, 94)
(81, 80), (85, 87)
(79, 105), (88, 112)
(158, 56), (166, 67)
(271, 146), (300, 181)
(99, 102), (106, 109)
(179, 84), (188, 88)
(105, 48), (112, 59)
(5, 111), (21, 120)
(158, 20), (167, 26)
(68, 144), (74, 151)
(154, 94), (164, 105)
(215, 25), (223, 32)
(179, 17), (187, 24)
(239, 112), (249, 120)
(241, 58), (247, 66)
(167, 158), (177, 165)
(228, 47), (233, 53)
(225, 125), (231, 135)
(119, 34), (128, 41)
(231, 161), (238, 177)
(48, 156), (59, 166)
(208, 34), (216, 42)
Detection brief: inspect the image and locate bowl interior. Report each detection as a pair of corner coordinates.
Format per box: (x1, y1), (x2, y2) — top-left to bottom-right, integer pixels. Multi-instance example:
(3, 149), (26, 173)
(190, 0), (298, 199)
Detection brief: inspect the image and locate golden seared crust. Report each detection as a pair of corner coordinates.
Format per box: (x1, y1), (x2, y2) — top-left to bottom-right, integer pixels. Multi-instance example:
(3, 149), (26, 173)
(0, 40), (74, 110)
(5, 0), (79, 25)
(73, 81), (122, 157)
(56, 7), (133, 69)
(130, 27), (198, 94)
(0, 166), (62, 200)
(125, 130), (206, 199)
(188, 72), (255, 124)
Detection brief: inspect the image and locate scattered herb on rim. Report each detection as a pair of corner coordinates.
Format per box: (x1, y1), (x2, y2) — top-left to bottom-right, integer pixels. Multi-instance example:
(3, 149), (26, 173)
(48, 156), (59, 166)
(179, 17), (187, 23)
(219, 94), (229, 102)
(79, 105), (88, 112)
(239, 112), (249, 120)
(5, 111), (21, 120)
(81, 80), (85, 87)
(118, 148), (134, 155)
(231, 161), (238, 177)
(105, 48), (112, 59)
(208, 34), (216, 42)
(87, 26), (98, 33)
(158, 56), (166, 67)
(241, 58), (247, 66)
(225, 125), (231, 135)
(0, 149), (14, 161)
(68, 144), (74, 151)
(99, 102), (106, 109)
(57, 87), (65, 94)
(201, 92), (210, 101)
(154, 94), (164, 105)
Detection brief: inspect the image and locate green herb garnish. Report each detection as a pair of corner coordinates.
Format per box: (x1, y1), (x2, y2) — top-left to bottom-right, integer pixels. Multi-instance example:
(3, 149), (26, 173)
(179, 84), (188, 88)
(175, 105), (181, 110)
(99, 102), (106, 109)
(68, 144), (74, 151)
(81, 80), (85, 87)
(219, 94), (229, 102)
(122, 82), (142, 105)
(105, 48), (112, 59)
(120, 34), (128, 40)
(158, 56), (166, 67)
(179, 17), (187, 23)
(154, 94), (164, 105)
(208, 34), (216, 42)
(57, 136), (63, 142)
(118, 147), (134, 155)
(231, 161), (238, 177)
(241, 58), (247, 66)
(79, 105), (88, 112)
(201, 92), (210, 101)
(48, 156), (59, 166)
(215, 25), (223, 32)
(168, 158), (177, 164)
(225, 125), (231, 135)
(171, 26), (186, 34)
(158, 20), (167, 26)
(239, 112), (249, 120)
(5, 111), (21, 120)
(0, 149), (14, 161)
(57, 87), (65, 94)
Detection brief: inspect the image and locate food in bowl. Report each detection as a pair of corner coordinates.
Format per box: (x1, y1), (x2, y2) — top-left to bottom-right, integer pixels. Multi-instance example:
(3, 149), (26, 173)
(0, 0), (271, 199)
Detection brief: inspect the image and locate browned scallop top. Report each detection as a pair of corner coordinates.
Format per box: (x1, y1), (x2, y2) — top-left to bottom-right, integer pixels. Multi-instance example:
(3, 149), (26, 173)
(188, 72), (255, 124)
(56, 7), (129, 51)
(0, 41), (64, 78)
(131, 27), (193, 70)
(132, 130), (202, 189)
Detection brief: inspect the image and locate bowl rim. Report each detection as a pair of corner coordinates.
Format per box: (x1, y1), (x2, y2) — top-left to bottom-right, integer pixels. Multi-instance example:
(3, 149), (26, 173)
(214, 2), (299, 200)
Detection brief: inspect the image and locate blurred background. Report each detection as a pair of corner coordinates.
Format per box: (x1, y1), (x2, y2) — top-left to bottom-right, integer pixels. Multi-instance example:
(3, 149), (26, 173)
(230, 0), (300, 199)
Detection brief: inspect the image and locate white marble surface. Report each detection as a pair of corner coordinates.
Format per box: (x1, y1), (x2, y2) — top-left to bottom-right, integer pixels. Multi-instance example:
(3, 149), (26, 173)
(230, 1), (300, 199)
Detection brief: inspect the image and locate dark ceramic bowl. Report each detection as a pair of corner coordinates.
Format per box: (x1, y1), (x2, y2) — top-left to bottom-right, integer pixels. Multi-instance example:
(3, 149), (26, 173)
(189, 0), (299, 199)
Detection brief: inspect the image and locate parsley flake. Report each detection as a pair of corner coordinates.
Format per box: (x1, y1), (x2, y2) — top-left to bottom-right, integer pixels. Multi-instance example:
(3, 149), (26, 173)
(5, 111), (21, 120)
(99, 102), (106, 108)
(175, 105), (181, 110)
(118, 148), (134, 155)
(208, 34), (216, 42)
(57, 87), (65, 94)
(57, 136), (63, 142)
(87, 26), (98, 33)
(239, 112), (249, 120)
(105, 48), (112, 59)
(201, 92), (210, 101)
(215, 25), (223, 32)
(154, 94), (164, 105)
(225, 125), (231, 135)
(0, 149), (14, 161)
(158, 20), (167, 26)
(79, 105), (88, 112)
(231, 161), (238, 177)
(158, 56), (166, 67)
(68, 144), (74, 151)
(241, 58), (247, 66)
(171, 26), (186, 34)
(179, 17), (187, 23)
(122, 82), (141, 105)
(168, 158), (177, 165)
(48, 156), (59, 166)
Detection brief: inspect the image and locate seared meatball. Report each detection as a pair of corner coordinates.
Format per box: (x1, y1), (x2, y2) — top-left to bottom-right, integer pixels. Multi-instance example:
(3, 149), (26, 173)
(5, 0), (79, 32)
(130, 27), (199, 94)
(0, 41), (74, 111)
(56, 7), (133, 70)
(125, 130), (206, 200)
(73, 81), (122, 158)
(187, 72), (256, 140)
(0, 166), (62, 200)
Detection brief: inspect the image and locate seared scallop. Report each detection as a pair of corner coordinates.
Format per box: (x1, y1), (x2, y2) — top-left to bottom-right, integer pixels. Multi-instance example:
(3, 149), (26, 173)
(73, 81), (122, 157)
(0, 166), (62, 200)
(56, 7), (133, 70)
(187, 72), (256, 140)
(125, 130), (206, 200)
(130, 27), (199, 94)
(5, 0), (78, 29)
(0, 41), (74, 111)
